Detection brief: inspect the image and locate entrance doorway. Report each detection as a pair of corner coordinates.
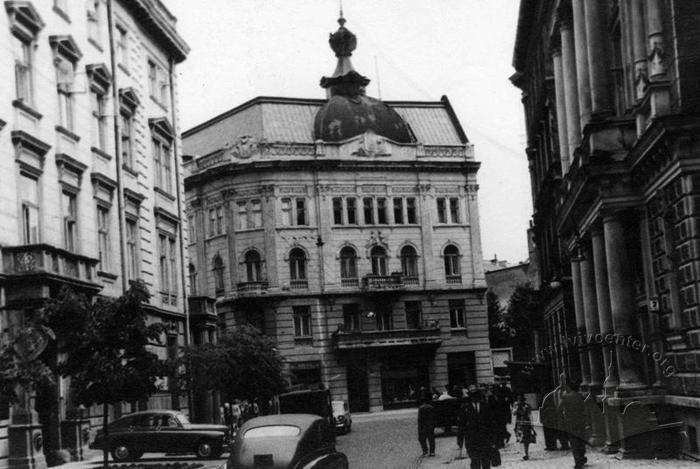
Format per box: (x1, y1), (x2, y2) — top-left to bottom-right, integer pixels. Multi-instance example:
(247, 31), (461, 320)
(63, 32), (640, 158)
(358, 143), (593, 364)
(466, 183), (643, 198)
(447, 352), (476, 387)
(346, 360), (369, 413)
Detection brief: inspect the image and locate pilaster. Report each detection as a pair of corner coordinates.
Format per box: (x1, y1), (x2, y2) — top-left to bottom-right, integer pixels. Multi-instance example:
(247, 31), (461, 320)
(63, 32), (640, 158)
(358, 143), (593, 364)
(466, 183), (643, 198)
(584, 0), (613, 117)
(571, 259), (591, 389)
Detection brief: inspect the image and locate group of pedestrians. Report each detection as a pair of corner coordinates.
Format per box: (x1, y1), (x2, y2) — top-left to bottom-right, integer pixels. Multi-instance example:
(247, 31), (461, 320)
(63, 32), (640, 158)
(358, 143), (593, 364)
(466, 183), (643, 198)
(220, 398), (261, 435)
(417, 384), (515, 469)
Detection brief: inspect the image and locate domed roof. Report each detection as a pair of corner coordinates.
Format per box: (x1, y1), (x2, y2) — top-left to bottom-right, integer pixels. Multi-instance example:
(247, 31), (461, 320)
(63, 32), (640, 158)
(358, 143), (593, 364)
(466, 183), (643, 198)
(313, 13), (415, 144)
(314, 94), (414, 143)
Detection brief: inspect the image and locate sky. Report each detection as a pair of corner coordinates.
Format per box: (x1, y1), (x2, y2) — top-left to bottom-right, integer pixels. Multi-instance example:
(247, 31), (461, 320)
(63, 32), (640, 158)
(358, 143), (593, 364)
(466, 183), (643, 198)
(167, 0), (531, 263)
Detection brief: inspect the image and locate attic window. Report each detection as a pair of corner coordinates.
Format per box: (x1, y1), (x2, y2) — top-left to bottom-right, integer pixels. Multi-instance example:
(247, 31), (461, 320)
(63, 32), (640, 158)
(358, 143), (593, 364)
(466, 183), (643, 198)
(5, 1), (44, 40)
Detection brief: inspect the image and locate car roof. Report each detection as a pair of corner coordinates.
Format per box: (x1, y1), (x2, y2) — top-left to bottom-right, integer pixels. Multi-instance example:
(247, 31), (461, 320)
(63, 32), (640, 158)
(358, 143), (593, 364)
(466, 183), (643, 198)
(112, 410), (180, 422)
(240, 414), (322, 431)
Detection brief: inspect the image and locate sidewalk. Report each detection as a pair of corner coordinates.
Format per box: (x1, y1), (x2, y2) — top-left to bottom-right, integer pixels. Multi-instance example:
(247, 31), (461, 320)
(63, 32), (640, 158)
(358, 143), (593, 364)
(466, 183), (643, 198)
(418, 423), (699, 469)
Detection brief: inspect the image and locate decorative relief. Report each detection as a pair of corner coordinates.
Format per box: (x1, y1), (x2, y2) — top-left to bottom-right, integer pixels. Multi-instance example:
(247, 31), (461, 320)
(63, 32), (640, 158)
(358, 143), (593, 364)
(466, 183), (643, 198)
(435, 186), (460, 194)
(279, 186), (307, 194)
(353, 130), (391, 158)
(391, 185), (417, 194)
(225, 135), (270, 159)
(423, 146), (466, 158)
(418, 184), (431, 199)
(465, 184), (480, 193)
(15, 252), (36, 272)
(261, 185), (276, 200)
(365, 230), (387, 250)
(268, 143), (315, 157)
(649, 44), (667, 77)
(330, 185), (356, 193)
(237, 188), (261, 197)
(361, 185), (386, 193)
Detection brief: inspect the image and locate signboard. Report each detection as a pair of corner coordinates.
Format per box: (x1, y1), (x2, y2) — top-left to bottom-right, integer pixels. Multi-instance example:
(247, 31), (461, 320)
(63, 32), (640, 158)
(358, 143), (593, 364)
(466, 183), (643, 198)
(649, 297), (660, 313)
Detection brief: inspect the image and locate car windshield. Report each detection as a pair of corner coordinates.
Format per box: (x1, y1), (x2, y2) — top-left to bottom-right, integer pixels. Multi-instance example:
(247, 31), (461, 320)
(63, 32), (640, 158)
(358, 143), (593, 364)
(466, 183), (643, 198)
(332, 402), (345, 413)
(175, 412), (190, 425)
(244, 425), (301, 438)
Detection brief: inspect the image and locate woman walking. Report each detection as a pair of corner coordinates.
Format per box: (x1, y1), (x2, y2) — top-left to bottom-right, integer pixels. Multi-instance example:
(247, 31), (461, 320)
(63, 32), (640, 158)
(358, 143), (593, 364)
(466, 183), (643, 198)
(513, 394), (536, 460)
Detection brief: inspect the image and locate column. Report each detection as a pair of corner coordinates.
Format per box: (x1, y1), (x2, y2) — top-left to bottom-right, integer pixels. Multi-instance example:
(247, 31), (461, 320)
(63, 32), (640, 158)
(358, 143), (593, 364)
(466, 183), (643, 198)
(584, 0), (612, 117)
(646, 0), (665, 74)
(629, 0), (647, 86)
(571, 0), (591, 126)
(552, 45), (570, 172)
(603, 214), (645, 393)
(580, 246), (604, 393)
(591, 228), (619, 392)
(560, 19), (581, 163)
(571, 259), (591, 389)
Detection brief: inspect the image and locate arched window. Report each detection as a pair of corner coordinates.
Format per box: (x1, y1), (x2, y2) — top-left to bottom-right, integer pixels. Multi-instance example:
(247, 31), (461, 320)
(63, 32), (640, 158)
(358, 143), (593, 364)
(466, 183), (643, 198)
(370, 246), (388, 276)
(443, 245), (461, 283)
(244, 250), (262, 282)
(188, 263), (197, 295)
(289, 248), (307, 288)
(400, 245), (418, 281)
(213, 255), (224, 293)
(339, 247), (358, 286)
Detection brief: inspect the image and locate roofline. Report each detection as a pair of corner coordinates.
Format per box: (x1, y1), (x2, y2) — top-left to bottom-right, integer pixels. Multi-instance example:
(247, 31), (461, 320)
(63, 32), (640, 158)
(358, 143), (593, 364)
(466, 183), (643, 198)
(484, 262), (531, 274)
(122, 0), (190, 63)
(511, 0), (536, 73)
(182, 95), (466, 139)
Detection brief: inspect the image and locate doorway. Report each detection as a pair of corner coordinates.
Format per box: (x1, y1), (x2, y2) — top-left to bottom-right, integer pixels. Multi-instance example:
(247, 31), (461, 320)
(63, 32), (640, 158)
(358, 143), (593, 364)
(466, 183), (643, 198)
(347, 360), (369, 413)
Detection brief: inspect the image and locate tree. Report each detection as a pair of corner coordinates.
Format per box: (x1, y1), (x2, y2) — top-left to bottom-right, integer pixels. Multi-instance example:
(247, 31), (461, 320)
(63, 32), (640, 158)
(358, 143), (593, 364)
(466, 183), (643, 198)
(487, 290), (511, 348)
(53, 281), (167, 469)
(504, 283), (541, 359)
(180, 324), (286, 408)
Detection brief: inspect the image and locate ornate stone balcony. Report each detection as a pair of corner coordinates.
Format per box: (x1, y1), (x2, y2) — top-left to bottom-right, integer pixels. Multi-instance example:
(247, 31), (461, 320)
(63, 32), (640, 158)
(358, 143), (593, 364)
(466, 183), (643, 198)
(236, 281), (270, 295)
(362, 274), (405, 290)
(2, 244), (100, 291)
(332, 323), (442, 350)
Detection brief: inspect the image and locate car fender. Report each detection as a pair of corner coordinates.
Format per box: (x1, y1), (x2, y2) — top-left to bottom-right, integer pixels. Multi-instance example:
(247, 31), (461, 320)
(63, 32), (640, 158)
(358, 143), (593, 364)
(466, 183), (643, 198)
(294, 452), (348, 469)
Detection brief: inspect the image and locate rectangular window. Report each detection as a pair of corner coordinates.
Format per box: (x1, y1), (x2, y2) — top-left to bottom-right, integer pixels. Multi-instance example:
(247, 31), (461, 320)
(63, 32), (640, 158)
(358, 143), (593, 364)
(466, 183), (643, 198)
(20, 173), (39, 244)
(188, 214), (196, 243)
(91, 91), (106, 150)
(293, 306), (312, 338)
(97, 205), (110, 270)
(208, 208), (216, 237)
(363, 197), (374, 224)
(13, 36), (32, 104)
(449, 300), (465, 329)
(343, 304), (360, 331)
(281, 198), (292, 226)
(120, 112), (134, 168)
(216, 206), (224, 234)
(148, 60), (158, 98)
(295, 198), (307, 225)
(251, 200), (262, 227)
(87, 0), (101, 45)
(437, 198), (447, 223)
(153, 139), (172, 193)
(333, 197), (343, 225)
(449, 198), (460, 223)
(407, 197), (417, 224)
(405, 301), (422, 329)
(158, 234), (168, 291)
(376, 309), (393, 331)
(126, 218), (139, 280)
(237, 202), (248, 230)
(116, 25), (128, 69)
(377, 197), (387, 224)
(56, 57), (74, 131)
(169, 237), (177, 294)
(62, 191), (77, 252)
(346, 197), (357, 224)
(393, 198), (404, 224)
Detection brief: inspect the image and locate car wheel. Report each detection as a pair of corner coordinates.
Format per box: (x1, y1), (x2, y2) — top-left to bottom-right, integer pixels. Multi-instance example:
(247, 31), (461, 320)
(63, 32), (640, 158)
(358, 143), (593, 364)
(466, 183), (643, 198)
(111, 444), (132, 462)
(195, 440), (214, 459)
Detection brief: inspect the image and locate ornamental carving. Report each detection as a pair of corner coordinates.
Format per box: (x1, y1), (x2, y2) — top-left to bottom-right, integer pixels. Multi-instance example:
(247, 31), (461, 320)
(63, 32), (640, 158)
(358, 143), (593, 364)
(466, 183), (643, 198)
(225, 136), (270, 159)
(15, 252), (36, 272)
(330, 185), (356, 193)
(435, 186), (459, 194)
(279, 186), (307, 194)
(361, 185), (386, 193)
(365, 230), (387, 250)
(391, 185), (416, 194)
(353, 130), (391, 158)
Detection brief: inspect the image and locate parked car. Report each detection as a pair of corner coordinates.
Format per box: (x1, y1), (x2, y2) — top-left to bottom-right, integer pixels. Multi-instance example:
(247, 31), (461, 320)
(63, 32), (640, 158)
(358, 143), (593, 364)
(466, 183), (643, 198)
(331, 401), (352, 434)
(225, 414), (348, 469)
(90, 410), (230, 461)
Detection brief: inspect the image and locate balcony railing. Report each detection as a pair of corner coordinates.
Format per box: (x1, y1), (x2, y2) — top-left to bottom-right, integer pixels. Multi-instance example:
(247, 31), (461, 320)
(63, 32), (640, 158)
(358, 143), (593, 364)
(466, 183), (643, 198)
(446, 275), (462, 285)
(2, 243), (98, 285)
(332, 324), (442, 350)
(236, 281), (269, 294)
(362, 274), (404, 290)
(289, 279), (308, 290)
(341, 278), (359, 288)
(403, 276), (419, 285)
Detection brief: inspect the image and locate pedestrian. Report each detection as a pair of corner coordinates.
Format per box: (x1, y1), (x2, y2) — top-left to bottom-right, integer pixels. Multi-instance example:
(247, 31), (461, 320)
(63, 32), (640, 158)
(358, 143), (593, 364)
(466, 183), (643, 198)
(252, 398), (260, 418)
(561, 380), (587, 469)
(461, 384), (497, 469)
(417, 391), (436, 457)
(222, 402), (233, 434)
(513, 394), (535, 460)
(491, 388), (510, 448)
(456, 393), (472, 459)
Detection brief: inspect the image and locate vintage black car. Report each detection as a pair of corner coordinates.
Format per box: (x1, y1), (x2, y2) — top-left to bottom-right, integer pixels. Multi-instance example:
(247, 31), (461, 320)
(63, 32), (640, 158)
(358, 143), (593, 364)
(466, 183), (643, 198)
(91, 410), (230, 461)
(225, 414), (348, 469)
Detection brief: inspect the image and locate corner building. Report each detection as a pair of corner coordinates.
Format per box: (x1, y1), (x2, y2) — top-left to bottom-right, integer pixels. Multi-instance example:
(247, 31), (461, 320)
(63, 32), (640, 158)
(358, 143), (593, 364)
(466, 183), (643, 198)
(512, 0), (700, 457)
(183, 15), (492, 413)
(0, 1), (189, 467)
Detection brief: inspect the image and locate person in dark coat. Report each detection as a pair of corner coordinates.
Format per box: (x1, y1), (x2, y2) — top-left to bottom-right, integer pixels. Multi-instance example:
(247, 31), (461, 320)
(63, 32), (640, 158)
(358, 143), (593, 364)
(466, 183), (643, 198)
(561, 380), (587, 469)
(461, 385), (496, 469)
(417, 392), (436, 456)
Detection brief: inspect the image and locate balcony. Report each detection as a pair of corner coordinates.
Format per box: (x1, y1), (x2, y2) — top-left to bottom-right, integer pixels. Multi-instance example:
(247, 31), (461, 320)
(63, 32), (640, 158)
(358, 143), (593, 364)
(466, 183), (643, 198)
(2, 243), (100, 291)
(289, 279), (308, 290)
(341, 278), (359, 288)
(362, 274), (404, 290)
(446, 275), (462, 285)
(236, 281), (269, 296)
(332, 324), (442, 350)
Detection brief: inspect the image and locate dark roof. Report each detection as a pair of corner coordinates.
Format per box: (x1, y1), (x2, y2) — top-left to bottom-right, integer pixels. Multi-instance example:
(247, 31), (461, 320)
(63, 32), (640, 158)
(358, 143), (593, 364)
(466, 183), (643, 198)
(511, 0), (537, 73)
(241, 414), (321, 429)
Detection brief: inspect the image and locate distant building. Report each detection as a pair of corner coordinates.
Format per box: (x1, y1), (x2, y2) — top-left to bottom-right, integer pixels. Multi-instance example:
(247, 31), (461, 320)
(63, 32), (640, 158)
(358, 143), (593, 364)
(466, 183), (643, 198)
(512, 0), (700, 456)
(0, 0), (188, 466)
(183, 14), (492, 413)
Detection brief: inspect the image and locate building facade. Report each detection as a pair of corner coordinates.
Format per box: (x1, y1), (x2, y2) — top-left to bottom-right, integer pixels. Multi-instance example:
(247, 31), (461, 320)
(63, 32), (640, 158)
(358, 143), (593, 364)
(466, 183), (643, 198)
(183, 15), (492, 413)
(0, 1), (189, 466)
(512, 0), (700, 457)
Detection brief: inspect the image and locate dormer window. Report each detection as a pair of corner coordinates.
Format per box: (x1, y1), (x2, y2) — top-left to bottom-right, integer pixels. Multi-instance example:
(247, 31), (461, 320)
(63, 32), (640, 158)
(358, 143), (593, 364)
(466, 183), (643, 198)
(50, 35), (82, 132)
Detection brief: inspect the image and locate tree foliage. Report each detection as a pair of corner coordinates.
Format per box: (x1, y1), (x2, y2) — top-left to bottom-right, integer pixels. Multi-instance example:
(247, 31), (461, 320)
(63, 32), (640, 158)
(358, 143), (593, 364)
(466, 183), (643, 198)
(180, 324), (286, 402)
(487, 290), (510, 348)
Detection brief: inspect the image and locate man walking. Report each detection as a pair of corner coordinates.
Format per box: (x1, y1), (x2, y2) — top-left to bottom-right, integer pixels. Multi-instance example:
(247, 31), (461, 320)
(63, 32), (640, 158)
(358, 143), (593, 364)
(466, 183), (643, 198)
(417, 392), (436, 456)
(561, 380), (587, 469)
(461, 385), (497, 469)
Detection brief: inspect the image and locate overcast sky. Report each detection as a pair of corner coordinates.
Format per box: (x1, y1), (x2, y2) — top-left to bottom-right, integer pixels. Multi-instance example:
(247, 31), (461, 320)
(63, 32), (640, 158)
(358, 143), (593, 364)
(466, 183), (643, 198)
(168, 0), (531, 263)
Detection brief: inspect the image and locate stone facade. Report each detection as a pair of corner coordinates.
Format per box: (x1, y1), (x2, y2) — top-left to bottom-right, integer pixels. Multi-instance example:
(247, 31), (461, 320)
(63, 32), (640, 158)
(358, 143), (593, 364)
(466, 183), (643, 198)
(0, 0), (189, 466)
(184, 15), (492, 413)
(512, 0), (700, 458)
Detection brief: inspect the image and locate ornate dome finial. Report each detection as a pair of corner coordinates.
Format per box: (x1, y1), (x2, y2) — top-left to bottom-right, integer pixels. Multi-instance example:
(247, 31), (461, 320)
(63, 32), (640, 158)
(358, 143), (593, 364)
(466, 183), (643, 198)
(338, 0), (345, 26)
(329, 12), (356, 58)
